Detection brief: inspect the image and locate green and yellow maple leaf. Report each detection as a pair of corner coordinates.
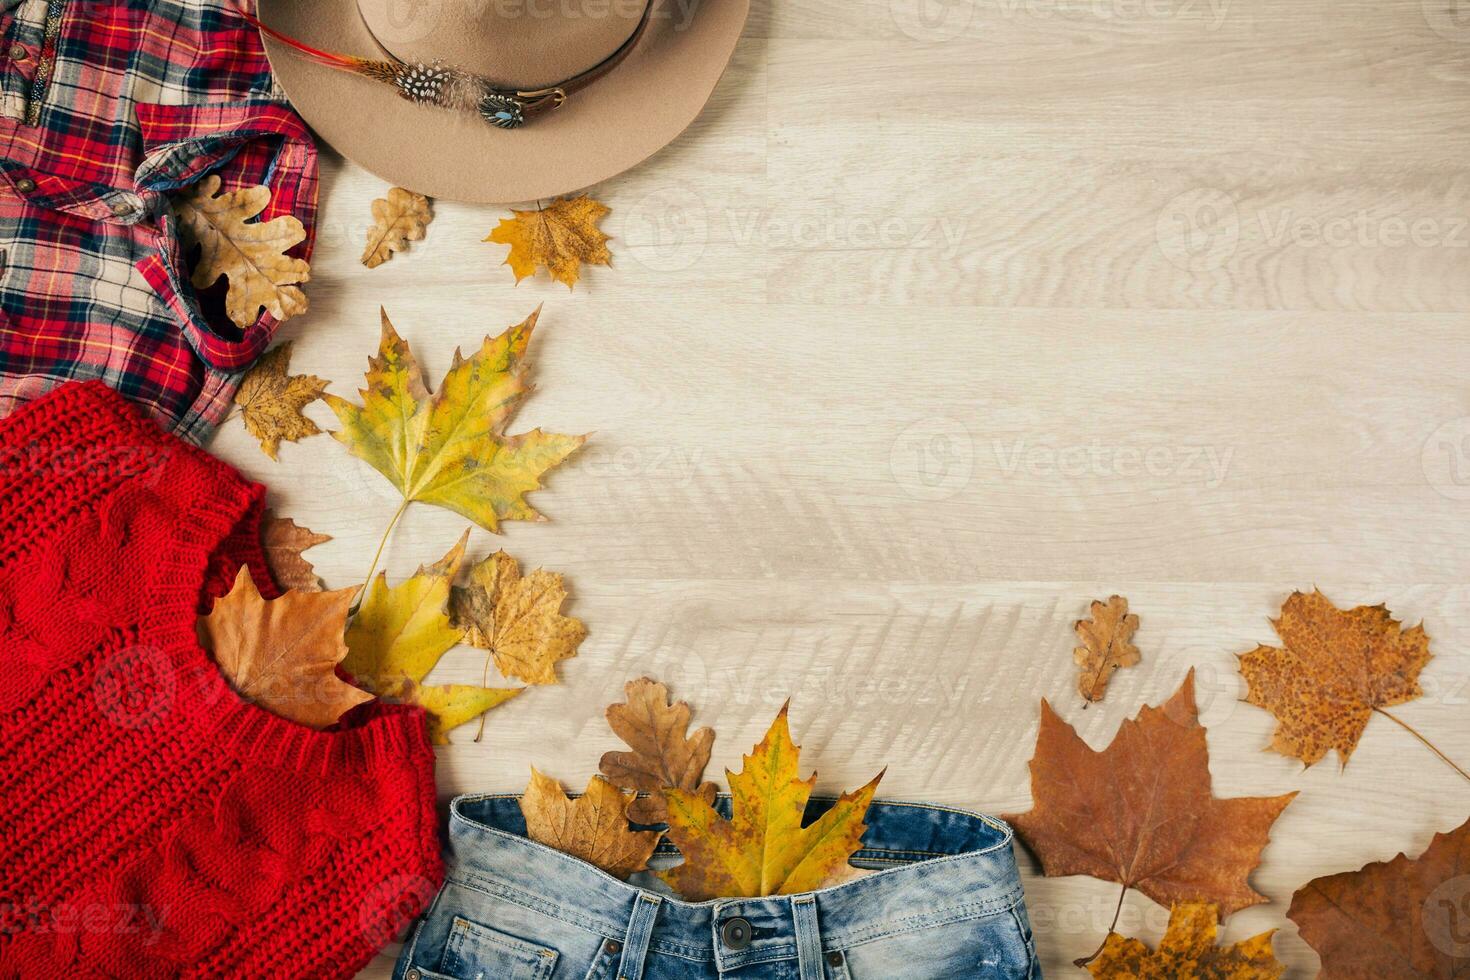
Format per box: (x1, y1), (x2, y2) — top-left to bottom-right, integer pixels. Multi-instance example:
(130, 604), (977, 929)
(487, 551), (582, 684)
(658, 704), (882, 901)
(343, 534), (521, 742)
(323, 307), (585, 533)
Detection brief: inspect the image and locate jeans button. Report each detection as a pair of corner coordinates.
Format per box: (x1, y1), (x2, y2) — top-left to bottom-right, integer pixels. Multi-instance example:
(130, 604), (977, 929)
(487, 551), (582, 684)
(827, 951), (845, 966)
(721, 916), (752, 950)
(405, 970), (422, 980)
(605, 939), (622, 955)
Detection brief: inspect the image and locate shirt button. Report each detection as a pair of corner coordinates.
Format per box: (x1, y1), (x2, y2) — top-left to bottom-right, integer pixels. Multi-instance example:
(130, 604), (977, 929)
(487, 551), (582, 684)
(14, 177), (35, 194)
(720, 916), (752, 950)
(828, 950), (845, 966)
(8, 44), (26, 62)
(604, 939), (622, 955)
(110, 200), (134, 216)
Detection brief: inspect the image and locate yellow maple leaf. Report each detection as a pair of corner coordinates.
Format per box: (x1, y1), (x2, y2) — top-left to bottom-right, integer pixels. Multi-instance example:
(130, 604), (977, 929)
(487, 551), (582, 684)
(199, 566), (373, 729)
(485, 195), (611, 289)
(1089, 903), (1283, 979)
(343, 534), (520, 743)
(323, 307), (584, 534)
(233, 342), (327, 460)
(450, 551), (586, 686)
(519, 769), (661, 879)
(171, 174), (310, 329)
(362, 187), (433, 268)
(658, 704), (883, 902)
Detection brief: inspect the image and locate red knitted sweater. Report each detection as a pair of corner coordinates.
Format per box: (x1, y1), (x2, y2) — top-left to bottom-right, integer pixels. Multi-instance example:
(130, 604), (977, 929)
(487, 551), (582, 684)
(0, 382), (444, 977)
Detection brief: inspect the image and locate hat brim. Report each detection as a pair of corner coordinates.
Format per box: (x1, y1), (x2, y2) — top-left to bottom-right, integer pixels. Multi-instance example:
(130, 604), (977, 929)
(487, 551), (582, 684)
(256, 0), (749, 203)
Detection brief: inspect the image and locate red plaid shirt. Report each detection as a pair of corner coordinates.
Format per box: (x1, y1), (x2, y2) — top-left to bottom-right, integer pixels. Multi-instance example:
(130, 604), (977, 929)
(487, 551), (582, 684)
(0, 0), (317, 442)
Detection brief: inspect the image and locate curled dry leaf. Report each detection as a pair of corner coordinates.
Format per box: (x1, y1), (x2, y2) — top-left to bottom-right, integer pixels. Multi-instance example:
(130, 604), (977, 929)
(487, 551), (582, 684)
(519, 769), (661, 880)
(171, 174), (309, 329)
(450, 551), (586, 686)
(1089, 902), (1283, 980)
(362, 187), (433, 268)
(1075, 594), (1141, 705)
(198, 566), (372, 729)
(1238, 589), (1433, 768)
(1290, 815), (1470, 978)
(233, 342), (327, 460)
(600, 677), (718, 826)
(324, 307), (585, 534)
(1004, 671), (1296, 921)
(343, 534), (521, 742)
(658, 704), (882, 902)
(485, 194), (611, 289)
(260, 510), (331, 592)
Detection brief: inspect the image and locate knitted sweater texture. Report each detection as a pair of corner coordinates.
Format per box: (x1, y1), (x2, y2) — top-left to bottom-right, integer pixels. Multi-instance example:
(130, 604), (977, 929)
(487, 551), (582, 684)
(0, 381), (444, 978)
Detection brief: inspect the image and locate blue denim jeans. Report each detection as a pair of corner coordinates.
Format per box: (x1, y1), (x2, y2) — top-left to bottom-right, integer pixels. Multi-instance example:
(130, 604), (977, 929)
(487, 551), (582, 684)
(395, 794), (1040, 980)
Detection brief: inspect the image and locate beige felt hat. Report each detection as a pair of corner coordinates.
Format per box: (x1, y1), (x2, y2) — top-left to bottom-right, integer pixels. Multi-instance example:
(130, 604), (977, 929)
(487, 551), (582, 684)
(254, 0), (749, 203)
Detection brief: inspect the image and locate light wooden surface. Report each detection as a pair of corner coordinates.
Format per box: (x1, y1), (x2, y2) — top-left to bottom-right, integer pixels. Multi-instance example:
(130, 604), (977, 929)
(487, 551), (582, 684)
(209, 0), (1470, 974)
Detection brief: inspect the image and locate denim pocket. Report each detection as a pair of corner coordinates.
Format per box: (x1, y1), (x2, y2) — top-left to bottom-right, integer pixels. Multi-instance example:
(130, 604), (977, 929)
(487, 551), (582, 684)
(438, 915), (559, 980)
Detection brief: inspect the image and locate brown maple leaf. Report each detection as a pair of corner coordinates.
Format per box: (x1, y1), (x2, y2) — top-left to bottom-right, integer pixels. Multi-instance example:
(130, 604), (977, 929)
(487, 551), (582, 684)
(199, 566), (373, 729)
(1076, 595), (1141, 705)
(1290, 815), (1470, 978)
(260, 511), (330, 592)
(1004, 669), (1296, 960)
(1089, 903), (1284, 979)
(233, 342), (327, 460)
(485, 195), (611, 289)
(600, 677), (718, 825)
(171, 174), (309, 329)
(1238, 589), (1432, 768)
(449, 550), (586, 686)
(519, 769), (661, 879)
(362, 187), (433, 268)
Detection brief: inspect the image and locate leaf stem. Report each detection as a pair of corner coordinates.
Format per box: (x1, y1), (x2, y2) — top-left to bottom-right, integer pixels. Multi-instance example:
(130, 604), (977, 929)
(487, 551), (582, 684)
(1374, 707), (1470, 785)
(1074, 883), (1128, 968)
(352, 498), (409, 613)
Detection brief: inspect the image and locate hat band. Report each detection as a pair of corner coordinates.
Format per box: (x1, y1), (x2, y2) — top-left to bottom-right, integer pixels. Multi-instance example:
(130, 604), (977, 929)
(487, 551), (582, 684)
(244, 1), (654, 130)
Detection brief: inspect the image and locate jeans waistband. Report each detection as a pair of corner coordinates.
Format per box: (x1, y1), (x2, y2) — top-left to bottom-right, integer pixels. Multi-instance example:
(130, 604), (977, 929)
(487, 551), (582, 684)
(443, 794), (1026, 964)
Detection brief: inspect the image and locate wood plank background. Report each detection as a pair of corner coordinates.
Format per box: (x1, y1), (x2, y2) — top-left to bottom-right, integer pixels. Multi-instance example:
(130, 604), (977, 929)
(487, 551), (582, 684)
(209, 0), (1470, 973)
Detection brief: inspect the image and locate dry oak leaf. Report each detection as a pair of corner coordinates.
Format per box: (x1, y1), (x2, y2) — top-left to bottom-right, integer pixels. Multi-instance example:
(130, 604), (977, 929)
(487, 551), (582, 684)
(1238, 589), (1432, 768)
(260, 510), (331, 592)
(658, 704), (882, 902)
(1004, 670), (1296, 919)
(519, 769), (661, 880)
(600, 677), (718, 826)
(234, 342), (327, 460)
(450, 550), (586, 686)
(362, 187), (433, 268)
(171, 174), (309, 329)
(1289, 815), (1470, 979)
(485, 195), (611, 289)
(1088, 903), (1284, 980)
(324, 307), (584, 534)
(1076, 595), (1141, 705)
(343, 534), (521, 743)
(199, 566), (372, 729)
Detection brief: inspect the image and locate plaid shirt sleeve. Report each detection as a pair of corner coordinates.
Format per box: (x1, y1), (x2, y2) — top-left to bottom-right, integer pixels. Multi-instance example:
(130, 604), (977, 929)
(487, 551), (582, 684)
(0, 0), (319, 443)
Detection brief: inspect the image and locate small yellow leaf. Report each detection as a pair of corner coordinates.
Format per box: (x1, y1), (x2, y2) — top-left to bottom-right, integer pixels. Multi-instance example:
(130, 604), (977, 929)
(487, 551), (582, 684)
(1075, 595), (1141, 704)
(343, 534), (520, 741)
(260, 510), (331, 592)
(451, 551), (586, 685)
(362, 187), (433, 268)
(171, 174), (310, 329)
(234, 342), (327, 460)
(323, 307), (585, 534)
(485, 194), (611, 289)
(658, 704), (882, 902)
(520, 769), (661, 879)
(1089, 903), (1283, 979)
(199, 566), (372, 729)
